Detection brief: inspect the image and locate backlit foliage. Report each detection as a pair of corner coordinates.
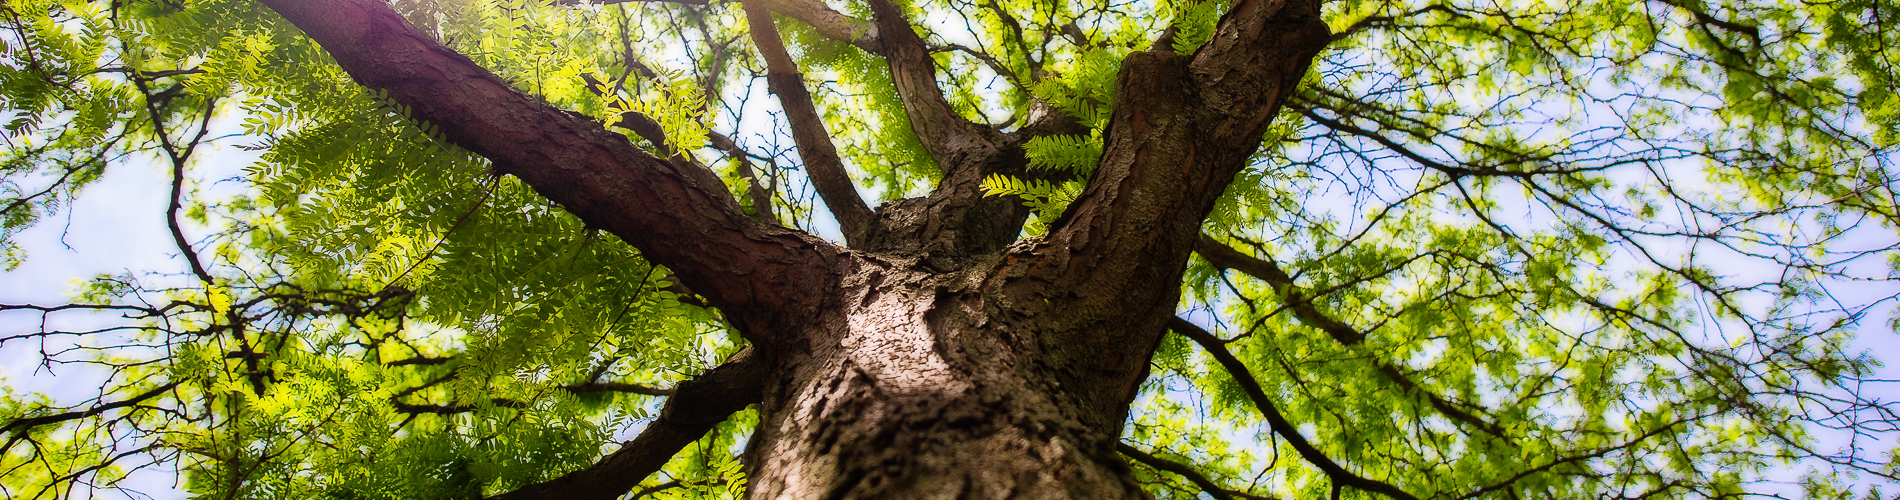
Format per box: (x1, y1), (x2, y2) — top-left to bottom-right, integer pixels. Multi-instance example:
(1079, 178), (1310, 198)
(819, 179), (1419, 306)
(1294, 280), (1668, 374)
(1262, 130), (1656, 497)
(1, 0), (1896, 498)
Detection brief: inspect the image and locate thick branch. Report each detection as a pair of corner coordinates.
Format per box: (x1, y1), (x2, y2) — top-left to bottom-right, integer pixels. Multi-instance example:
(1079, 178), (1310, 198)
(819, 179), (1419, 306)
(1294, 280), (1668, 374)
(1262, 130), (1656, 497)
(488, 347), (767, 500)
(758, 0), (880, 52)
(1168, 317), (1421, 500)
(863, 0), (995, 171)
(802, 0), (1052, 260)
(979, 0), (1327, 424)
(1034, 0), (1327, 299)
(258, 0), (840, 337)
(743, 0), (874, 245)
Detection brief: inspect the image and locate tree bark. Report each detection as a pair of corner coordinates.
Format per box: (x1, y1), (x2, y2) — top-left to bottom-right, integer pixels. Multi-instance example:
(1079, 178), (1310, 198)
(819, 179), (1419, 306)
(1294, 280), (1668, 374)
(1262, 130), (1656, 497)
(256, 0), (1332, 497)
(744, 259), (1148, 499)
(255, 0), (845, 342)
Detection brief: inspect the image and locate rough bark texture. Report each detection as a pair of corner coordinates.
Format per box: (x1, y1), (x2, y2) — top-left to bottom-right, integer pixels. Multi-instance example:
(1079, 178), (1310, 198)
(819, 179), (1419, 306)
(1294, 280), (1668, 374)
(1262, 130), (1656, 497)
(258, 0), (1330, 497)
(746, 258), (1146, 499)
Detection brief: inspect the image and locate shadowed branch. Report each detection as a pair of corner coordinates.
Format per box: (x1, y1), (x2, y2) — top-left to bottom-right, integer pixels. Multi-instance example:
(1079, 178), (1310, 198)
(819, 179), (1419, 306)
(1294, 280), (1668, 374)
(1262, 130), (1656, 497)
(1167, 317), (1421, 500)
(487, 347), (767, 500)
(1194, 233), (1512, 440)
(1118, 443), (1283, 500)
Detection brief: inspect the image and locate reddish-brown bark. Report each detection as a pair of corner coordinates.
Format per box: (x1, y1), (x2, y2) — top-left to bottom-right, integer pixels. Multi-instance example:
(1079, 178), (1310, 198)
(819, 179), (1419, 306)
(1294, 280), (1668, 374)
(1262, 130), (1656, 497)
(256, 0), (1330, 497)
(255, 0), (844, 340)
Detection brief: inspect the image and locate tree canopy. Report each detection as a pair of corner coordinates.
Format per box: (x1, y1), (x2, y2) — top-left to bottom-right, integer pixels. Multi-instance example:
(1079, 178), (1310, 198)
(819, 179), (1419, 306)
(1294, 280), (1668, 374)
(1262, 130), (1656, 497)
(1, 0), (1898, 498)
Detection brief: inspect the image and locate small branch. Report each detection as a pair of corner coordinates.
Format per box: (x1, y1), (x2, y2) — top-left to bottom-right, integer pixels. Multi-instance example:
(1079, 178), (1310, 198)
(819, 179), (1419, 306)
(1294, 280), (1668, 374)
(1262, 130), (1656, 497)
(391, 401), (515, 415)
(1, 381), (181, 451)
(1195, 234), (1513, 441)
(390, 372), (458, 402)
(580, 71), (775, 225)
(1328, 5), (1463, 42)
(1449, 418), (1693, 500)
(382, 176), (497, 290)
(133, 75), (218, 284)
(101, 67), (206, 79)
(706, 132), (779, 224)
(1649, 0), (1761, 43)
(628, 478), (729, 500)
(581, 73), (677, 157)
(0, 303), (166, 315)
(1119, 443), (1283, 500)
(1194, 233), (1362, 343)
(1168, 318), (1421, 500)
(656, 275), (709, 308)
(0, 130), (127, 221)
(384, 356), (453, 367)
(394, 388), (671, 416)
(561, 382), (673, 396)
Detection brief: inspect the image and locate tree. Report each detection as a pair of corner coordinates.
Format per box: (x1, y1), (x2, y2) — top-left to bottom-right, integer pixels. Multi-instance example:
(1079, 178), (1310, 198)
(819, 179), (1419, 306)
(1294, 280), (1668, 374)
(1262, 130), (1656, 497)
(1, 0), (1897, 497)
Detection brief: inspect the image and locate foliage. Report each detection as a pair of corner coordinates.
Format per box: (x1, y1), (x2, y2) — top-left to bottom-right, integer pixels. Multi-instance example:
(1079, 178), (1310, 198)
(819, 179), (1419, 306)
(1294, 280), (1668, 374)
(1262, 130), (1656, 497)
(0, 0), (1897, 498)
(980, 130), (1097, 232)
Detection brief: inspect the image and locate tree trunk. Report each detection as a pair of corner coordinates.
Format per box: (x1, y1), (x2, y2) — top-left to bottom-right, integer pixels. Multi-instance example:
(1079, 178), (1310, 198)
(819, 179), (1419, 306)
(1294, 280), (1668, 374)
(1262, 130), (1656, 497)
(745, 257), (1159, 499)
(256, 0), (1329, 497)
